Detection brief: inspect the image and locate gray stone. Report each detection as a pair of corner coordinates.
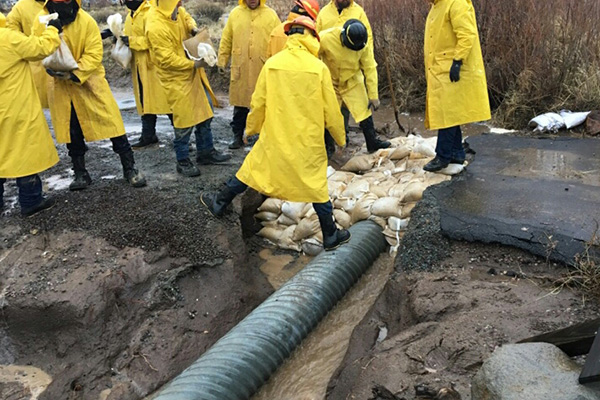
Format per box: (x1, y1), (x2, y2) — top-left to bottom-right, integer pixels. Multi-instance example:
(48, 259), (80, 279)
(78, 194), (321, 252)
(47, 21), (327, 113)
(472, 343), (600, 400)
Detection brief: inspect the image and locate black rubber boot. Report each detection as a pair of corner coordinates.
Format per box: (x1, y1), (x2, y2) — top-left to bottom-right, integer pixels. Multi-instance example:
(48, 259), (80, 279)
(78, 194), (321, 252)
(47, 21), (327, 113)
(133, 114), (159, 149)
(423, 156), (450, 172)
(119, 151), (147, 187)
(196, 148), (232, 165)
(21, 197), (55, 217)
(318, 214), (351, 251)
(360, 117), (391, 153)
(69, 156), (92, 191)
(325, 130), (336, 159)
(200, 187), (237, 217)
(228, 133), (244, 150)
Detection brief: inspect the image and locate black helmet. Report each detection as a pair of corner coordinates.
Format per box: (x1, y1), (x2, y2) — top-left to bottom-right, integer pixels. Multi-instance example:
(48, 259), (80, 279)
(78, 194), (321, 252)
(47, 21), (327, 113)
(341, 19), (368, 51)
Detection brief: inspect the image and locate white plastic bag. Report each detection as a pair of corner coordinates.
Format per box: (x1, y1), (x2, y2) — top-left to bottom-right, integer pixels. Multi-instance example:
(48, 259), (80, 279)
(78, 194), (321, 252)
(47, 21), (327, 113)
(560, 110), (591, 129)
(528, 112), (565, 133)
(107, 13), (132, 69)
(42, 34), (78, 72)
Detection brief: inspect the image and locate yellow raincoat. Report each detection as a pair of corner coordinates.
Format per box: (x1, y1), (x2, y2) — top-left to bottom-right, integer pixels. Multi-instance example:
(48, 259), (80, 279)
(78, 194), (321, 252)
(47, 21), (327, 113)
(146, 0), (217, 129)
(266, 11), (300, 58)
(236, 32), (345, 203)
(32, 0), (125, 143)
(217, 0), (280, 108)
(424, 0), (490, 130)
(316, 0), (372, 49)
(319, 27), (378, 123)
(0, 14), (60, 178)
(124, 0), (170, 115)
(7, 0), (49, 108)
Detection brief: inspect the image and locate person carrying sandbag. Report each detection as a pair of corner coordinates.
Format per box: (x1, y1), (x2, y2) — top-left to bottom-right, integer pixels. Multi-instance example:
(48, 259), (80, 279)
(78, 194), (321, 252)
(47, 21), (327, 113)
(201, 17), (351, 251)
(319, 19), (391, 155)
(217, 0), (280, 150)
(267, 0), (319, 58)
(145, 0), (230, 177)
(32, 0), (147, 190)
(0, 13), (61, 216)
(6, 0), (51, 109)
(422, 0), (491, 172)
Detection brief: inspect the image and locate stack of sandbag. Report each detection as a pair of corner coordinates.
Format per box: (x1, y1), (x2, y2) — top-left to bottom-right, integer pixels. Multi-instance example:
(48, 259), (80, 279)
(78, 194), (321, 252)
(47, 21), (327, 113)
(255, 135), (466, 255)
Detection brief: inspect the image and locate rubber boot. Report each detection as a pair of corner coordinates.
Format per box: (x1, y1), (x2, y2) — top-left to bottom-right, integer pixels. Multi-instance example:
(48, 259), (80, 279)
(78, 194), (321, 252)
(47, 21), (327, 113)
(200, 187), (237, 217)
(69, 155), (92, 191)
(132, 115), (159, 149)
(21, 197), (55, 217)
(119, 151), (147, 188)
(324, 130), (336, 159)
(360, 116), (391, 153)
(318, 214), (351, 251)
(228, 133), (244, 150)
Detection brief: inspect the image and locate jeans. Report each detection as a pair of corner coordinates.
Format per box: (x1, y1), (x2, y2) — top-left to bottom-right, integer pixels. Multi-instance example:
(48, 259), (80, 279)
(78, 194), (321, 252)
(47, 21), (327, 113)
(173, 88), (215, 160)
(67, 104), (131, 157)
(435, 125), (465, 162)
(230, 106), (249, 137)
(227, 176), (334, 217)
(0, 175), (43, 210)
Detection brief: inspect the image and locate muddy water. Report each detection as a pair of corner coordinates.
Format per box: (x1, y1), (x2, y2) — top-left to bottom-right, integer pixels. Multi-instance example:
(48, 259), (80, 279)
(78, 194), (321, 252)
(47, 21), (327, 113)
(252, 254), (394, 400)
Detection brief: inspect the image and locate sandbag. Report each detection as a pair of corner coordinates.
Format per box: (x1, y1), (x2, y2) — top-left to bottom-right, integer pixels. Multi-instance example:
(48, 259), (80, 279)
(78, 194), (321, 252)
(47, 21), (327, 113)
(277, 214), (296, 226)
(402, 182), (427, 203)
(371, 197), (402, 218)
(423, 173), (450, 186)
(42, 36), (78, 72)
(261, 220), (278, 228)
(351, 193), (378, 223)
(292, 214), (321, 241)
(341, 180), (370, 199)
(333, 197), (356, 213)
(401, 202), (417, 218)
(388, 182), (409, 198)
(362, 171), (386, 180)
(281, 201), (307, 223)
(388, 216), (409, 231)
(302, 238), (323, 256)
(255, 211), (279, 221)
(341, 154), (376, 172)
(333, 209), (351, 229)
(373, 159), (396, 172)
(389, 146), (411, 160)
(383, 227), (403, 247)
(368, 215), (387, 229)
(257, 227), (283, 243)
(329, 171), (355, 183)
(412, 139), (436, 158)
(183, 29), (217, 66)
(257, 198), (283, 214)
(439, 163), (465, 176)
(106, 14), (131, 68)
(327, 166), (336, 177)
(328, 180), (347, 199)
(279, 225), (301, 252)
(370, 179), (396, 198)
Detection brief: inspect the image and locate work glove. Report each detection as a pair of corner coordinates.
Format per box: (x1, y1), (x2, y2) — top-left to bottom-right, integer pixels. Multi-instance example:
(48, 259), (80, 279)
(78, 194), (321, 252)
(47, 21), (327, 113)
(47, 18), (62, 33)
(194, 59), (209, 69)
(46, 69), (72, 81)
(101, 28), (113, 40)
(218, 66), (228, 78)
(449, 59), (462, 82)
(368, 99), (380, 111)
(120, 36), (130, 47)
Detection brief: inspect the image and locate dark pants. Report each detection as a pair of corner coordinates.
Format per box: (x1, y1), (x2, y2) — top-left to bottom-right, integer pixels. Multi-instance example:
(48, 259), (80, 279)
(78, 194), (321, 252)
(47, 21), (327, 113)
(226, 176), (333, 217)
(230, 106), (249, 137)
(67, 104), (131, 158)
(0, 175), (43, 210)
(138, 72), (158, 140)
(324, 107), (352, 158)
(435, 125), (465, 162)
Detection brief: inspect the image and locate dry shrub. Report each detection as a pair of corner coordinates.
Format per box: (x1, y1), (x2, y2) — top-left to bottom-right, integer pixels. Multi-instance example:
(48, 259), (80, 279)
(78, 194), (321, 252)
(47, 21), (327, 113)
(556, 227), (600, 300)
(87, 5), (122, 24)
(186, 0), (226, 23)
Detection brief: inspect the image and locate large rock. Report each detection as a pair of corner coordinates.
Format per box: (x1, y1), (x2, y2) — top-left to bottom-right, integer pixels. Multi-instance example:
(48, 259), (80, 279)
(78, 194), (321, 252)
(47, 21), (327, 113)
(472, 343), (600, 400)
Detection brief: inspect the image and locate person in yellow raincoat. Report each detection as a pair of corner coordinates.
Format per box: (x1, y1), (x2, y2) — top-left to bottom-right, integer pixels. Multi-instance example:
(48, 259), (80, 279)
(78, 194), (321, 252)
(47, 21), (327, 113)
(316, 0), (372, 49)
(266, 0), (319, 57)
(6, 0), (50, 109)
(319, 19), (390, 154)
(217, 0), (280, 150)
(423, 0), (490, 172)
(145, 0), (230, 177)
(202, 17), (351, 251)
(32, 0), (146, 190)
(0, 13), (61, 216)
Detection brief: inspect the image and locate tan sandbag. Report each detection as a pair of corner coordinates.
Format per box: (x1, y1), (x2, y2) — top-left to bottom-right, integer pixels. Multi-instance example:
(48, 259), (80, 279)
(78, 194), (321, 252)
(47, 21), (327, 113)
(261, 220), (278, 228)
(389, 137), (407, 147)
(281, 201), (307, 223)
(112, 38), (132, 69)
(370, 179), (396, 198)
(302, 238), (323, 256)
(423, 172), (450, 185)
(329, 171), (355, 183)
(406, 158), (431, 173)
(304, 206), (316, 219)
(183, 27), (211, 56)
(401, 202), (417, 218)
(413, 139), (436, 157)
(388, 216), (409, 231)
(328, 180), (347, 199)
(351, 193), (378, 223)
(292, 214), (321, 241)
(368, 215), (387, 229)
(341, 179), (370, 198)
(383, 227), (404, 247)
(389, 146), (411, 160)
(362, 171), (386, 180)
(258, 198), (283, 214)
(373, 159), (396, 172)
(371, 197), (402, 218)
(255, 211), (279, 221)
(257, 226), (284, 243)
(279, 225), (301, 252)
(388, 182), (409, 198)
(402, 182), (427, 203)
(42, 37), (78, 72)
(277, 214), (297, 226)
(333, 209), (351, 229)
(311, 231), (323, 243)
(341, 154), (376, 172)
(333, 197), (356, 213)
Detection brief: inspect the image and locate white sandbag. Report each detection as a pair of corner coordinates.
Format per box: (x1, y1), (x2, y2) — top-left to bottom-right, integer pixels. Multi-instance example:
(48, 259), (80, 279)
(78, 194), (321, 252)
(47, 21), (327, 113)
(38, 12), (58, 25)
(302, 238), (323, 256)
(333, 197), (356, 213)
(412, 139), (436, 157)
(351, 193), (378, 223)
(341, 154), (376, 172)
(257, 226), (283, 243)
(279, 225), (301, 252)
(438, 163), (465, 176)
(257, 198), (283, 214)
(373, 159), (396, 172)
(341, 180), (370, 199)
(371, 197), (402, 218)
(388, 216), (409, 231)
(328, 180), (347, 199)
(402, 182), (427, 203)
(277, 214), (296, 226)
(333, 209), (351, 229)
(560, 110), (591, 129)
(368, 215), (387, 229)
(389, 146), (411, 160)
(255, 211), (279, 221)
(401, 202), (417, 218)
(528, 112), (564, 133)
(328, 171), (355, 183)
(292, 214), (320, 241)
(107, 13), (124, 36)
(327, 166), (336, 178)
(281, 201), (307, 223)
(42, 36), (78, 72)
(111, 38), (132, 69)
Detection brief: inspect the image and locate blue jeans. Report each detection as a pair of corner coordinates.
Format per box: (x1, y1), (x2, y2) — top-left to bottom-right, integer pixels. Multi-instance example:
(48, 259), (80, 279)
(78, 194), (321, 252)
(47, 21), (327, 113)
(173, 87), (215, 161)
(435, 125), (465, 162)
(0, 175), (43, 210)
(227, 176), (334, 217)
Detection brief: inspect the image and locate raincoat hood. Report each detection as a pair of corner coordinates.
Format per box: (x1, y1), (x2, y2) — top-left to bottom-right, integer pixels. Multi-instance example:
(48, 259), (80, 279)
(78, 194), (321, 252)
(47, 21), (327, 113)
(239, 0), (267, 8)
(286, 31), (319, 57)
(0, 13), (5, 28)
(43, 0), (82, 8)
(156, 0), (180, 15)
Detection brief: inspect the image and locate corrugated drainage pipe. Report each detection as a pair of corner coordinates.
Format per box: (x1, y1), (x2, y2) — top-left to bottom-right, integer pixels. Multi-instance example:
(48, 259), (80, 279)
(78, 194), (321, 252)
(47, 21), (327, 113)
(153, 220), (386, 400)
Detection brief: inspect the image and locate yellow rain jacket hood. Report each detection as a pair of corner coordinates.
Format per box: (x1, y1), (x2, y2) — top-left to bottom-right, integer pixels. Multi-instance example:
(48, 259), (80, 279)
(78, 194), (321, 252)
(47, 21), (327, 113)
(316, 0), (372, 49)
(236, 32), (345, 203)
(424, 0), (490, 129)
(217, 0), (280, 108)
(32, 0), (126, 143)
(319, 26), (378, 123)
(7, 0), (50, 108)
(0, 19), (60, 178)
(146, 2), (217, 129)
(124, 0), (171, 115)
